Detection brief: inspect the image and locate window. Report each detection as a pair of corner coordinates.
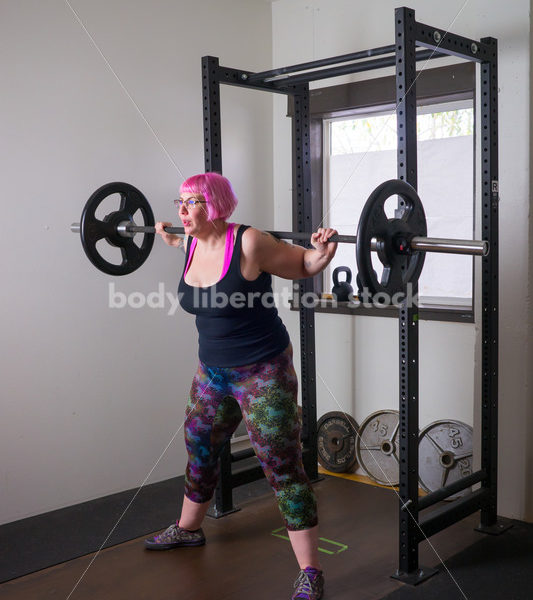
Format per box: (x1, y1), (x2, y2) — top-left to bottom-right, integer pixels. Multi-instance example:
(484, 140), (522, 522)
(324, 100), (474, 305)
(300, 62), (476, 321)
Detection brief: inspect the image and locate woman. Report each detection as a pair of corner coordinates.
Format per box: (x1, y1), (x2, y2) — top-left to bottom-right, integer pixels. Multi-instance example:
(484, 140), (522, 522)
(147, 172), (337, 600)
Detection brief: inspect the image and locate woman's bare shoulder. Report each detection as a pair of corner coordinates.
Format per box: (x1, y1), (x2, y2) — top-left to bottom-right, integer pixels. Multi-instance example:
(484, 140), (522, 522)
(241, 226), (278, 252)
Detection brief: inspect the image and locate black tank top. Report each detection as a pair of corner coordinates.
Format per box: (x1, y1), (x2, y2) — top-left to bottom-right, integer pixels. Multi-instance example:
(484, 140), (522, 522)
(178, 225), (290, 367)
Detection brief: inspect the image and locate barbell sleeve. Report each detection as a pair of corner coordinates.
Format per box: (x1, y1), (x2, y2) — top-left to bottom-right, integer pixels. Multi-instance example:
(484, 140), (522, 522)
(410, 237), (488, 256)
(70, 222), (488, 256)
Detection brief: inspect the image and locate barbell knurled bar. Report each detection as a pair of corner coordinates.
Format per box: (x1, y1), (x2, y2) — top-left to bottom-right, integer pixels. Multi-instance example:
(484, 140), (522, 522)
(70, 222), (488, 256)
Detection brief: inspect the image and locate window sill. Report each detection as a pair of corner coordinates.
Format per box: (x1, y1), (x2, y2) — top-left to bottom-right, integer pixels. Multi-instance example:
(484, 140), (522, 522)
(289, 299), (473, 323)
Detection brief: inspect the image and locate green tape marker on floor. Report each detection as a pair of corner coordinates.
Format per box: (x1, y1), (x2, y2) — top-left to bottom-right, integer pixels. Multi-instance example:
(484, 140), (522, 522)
(318, 536), (348, 554)
(271, 528), (348, 555)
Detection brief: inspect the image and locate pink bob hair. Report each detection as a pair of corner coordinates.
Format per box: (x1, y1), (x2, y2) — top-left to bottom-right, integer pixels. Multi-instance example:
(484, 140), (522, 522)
(180, 172), (238, 221)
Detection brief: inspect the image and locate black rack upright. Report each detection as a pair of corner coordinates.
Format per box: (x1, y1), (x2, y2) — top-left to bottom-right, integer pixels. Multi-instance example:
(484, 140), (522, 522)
(200, 6), (510, 583)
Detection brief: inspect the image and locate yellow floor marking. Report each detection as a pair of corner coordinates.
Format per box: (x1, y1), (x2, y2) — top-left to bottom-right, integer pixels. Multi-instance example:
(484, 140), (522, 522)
(317, 465), (428, 496)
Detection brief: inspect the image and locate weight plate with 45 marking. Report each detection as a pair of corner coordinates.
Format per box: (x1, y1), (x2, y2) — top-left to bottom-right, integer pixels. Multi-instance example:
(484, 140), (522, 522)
(418, 419), (473, 500)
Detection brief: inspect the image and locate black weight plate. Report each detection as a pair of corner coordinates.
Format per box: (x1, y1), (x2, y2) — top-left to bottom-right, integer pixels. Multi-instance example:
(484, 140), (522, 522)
(79, 182), (155, 275)
(317, 411), (359, 473)
(356, 179), (427, 296)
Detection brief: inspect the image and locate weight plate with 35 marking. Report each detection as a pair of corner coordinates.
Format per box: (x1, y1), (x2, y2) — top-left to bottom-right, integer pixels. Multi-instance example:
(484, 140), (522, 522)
(356, 409), (401, 486)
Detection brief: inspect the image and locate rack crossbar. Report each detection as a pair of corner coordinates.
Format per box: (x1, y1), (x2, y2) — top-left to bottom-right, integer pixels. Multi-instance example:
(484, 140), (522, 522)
(246, 45), (396, 82)
(264, 49), (445, 87)
(418, 470), (486, 511)
(415, 21), (492, 62)
(231, 448), (256, 462)
(231, 465), (264, 488)
(417, 488), (488, 542)
(213, 64), (287, 94)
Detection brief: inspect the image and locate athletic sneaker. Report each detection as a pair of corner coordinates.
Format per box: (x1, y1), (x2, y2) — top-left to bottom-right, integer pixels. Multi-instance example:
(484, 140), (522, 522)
(144, 522), (206, 550)
(291, 566), (324, 599)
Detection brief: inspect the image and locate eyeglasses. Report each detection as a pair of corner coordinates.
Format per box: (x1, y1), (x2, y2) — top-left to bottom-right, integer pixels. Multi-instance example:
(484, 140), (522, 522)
(174, 198), (208, 210)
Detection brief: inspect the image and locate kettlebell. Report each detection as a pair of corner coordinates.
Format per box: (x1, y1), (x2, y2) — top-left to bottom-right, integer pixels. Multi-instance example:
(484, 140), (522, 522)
(332, 266), (354, 302)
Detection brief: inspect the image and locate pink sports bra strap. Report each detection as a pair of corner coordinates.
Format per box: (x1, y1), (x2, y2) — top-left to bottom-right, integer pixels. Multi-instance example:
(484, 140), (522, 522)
(220, 222), (235, 279)
(184, 223), (235, 281)
(183, 238), (197, 276)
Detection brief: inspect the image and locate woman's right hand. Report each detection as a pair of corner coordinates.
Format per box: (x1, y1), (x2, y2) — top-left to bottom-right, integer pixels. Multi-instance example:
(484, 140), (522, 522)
(155, 221), (183, 248)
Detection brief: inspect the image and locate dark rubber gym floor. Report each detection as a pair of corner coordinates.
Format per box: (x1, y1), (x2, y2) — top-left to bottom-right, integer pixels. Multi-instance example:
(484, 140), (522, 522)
(0, 473), (530, 600)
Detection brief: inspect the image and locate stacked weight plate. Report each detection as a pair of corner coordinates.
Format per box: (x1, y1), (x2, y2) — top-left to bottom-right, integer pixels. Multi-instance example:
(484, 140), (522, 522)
(316, 412), (359, 473)
(318, 409), (474, 499)
(356, 410), (401, 486)
(418, 420), (473, 500)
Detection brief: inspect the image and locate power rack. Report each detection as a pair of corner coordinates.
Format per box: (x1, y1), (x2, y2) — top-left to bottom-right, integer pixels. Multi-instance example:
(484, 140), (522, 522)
(201, 6), (511, 584)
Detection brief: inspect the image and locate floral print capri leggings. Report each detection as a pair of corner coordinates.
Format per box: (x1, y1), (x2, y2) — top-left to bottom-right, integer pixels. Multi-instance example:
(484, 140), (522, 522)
(183, 343), (318, 531)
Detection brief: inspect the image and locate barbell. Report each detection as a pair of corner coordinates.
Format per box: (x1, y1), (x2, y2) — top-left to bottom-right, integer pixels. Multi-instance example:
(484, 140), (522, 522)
(70, 180), (488, 294)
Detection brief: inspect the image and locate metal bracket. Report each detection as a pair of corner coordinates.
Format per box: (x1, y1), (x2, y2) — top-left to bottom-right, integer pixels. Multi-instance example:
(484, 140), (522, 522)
(475, 516), (513, 535)
(391, 566), (439, 585)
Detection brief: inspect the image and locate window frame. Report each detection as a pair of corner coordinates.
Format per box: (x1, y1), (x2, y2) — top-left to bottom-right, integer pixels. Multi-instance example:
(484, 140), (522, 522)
(289, 62), (476, 323)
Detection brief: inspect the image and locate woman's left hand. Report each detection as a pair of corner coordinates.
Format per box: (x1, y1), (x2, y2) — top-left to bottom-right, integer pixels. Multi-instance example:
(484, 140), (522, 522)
(310, 227), (338, 259)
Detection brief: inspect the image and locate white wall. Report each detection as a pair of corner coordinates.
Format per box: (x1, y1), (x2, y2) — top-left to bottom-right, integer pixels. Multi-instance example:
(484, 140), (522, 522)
(2, 0), (531, 527)
(272, 0), (532, 520)
(0, 0), (273, 524)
